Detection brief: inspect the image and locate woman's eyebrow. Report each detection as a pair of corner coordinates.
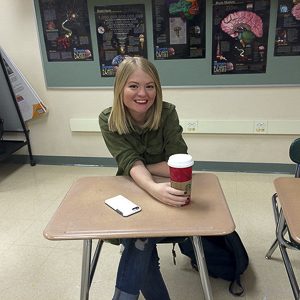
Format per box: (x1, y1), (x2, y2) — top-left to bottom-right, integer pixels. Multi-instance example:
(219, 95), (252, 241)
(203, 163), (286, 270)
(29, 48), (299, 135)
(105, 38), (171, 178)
(127, 81), (155, 85)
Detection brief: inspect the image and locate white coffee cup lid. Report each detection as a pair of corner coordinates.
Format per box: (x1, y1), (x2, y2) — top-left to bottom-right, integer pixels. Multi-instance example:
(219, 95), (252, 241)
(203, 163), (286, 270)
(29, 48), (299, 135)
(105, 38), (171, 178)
(167, 154), (194, 168)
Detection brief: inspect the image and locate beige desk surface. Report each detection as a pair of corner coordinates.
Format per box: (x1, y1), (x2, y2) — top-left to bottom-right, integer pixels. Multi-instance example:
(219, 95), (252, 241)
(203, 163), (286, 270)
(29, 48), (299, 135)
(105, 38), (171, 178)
(274, 177), (300, 243)
(44, 173), (235, 241)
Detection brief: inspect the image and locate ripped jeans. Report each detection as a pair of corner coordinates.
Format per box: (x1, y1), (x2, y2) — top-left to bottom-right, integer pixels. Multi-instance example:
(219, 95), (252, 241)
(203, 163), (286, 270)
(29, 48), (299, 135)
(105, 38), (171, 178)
(112, 237), (171, 300)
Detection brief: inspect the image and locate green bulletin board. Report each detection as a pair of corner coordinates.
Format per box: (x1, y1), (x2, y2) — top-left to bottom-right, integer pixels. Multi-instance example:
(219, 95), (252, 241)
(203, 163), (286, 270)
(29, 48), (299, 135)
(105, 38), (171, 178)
(34, 0), (300, 87)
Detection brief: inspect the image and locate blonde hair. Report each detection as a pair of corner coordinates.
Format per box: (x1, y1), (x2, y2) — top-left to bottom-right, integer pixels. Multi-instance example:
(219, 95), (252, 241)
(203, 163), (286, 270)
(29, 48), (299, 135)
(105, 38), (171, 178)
(108, 57), (163, 134)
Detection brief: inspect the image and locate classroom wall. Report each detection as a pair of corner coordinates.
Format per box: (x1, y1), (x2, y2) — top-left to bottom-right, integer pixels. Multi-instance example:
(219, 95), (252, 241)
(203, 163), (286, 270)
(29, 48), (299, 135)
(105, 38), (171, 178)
(0, 0), (299, 166)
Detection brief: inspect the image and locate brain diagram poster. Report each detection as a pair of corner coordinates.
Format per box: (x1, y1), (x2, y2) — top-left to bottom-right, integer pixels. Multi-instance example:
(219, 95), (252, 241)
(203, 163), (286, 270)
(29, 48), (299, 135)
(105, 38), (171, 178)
(274, 0), (300, 56)
(212, 0), (270, 75)
(152, 0), (206, 60)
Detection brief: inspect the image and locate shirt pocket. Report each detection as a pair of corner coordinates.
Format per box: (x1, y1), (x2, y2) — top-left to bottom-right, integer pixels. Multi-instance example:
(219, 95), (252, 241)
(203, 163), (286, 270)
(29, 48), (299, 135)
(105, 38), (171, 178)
(146, 139), (164, 155)
(144, 142), (165, 165)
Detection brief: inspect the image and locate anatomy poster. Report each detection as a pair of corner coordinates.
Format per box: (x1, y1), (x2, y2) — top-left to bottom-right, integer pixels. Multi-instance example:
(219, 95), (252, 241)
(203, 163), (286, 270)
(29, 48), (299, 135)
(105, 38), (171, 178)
(38, 0), (93, 62)
(152, 0), (205, 60)
(212, 0), (270, 75)
(274, 0), (300, 56)
(95, 5), (147, 77)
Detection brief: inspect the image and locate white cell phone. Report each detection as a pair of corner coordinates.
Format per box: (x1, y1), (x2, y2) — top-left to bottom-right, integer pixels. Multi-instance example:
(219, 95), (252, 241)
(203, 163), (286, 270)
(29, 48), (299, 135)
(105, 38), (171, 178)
(105, 195), (142, 217)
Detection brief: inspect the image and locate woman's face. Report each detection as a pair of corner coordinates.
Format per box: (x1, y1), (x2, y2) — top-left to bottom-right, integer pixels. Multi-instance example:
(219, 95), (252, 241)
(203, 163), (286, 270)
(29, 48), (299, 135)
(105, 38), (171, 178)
(122, 68), (156, 125)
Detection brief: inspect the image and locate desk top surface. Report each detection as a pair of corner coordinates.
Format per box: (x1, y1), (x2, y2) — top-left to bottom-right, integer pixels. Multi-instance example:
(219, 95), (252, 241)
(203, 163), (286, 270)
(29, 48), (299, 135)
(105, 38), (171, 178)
(274, 177), (300, 243)
(44, 173), (235, 240)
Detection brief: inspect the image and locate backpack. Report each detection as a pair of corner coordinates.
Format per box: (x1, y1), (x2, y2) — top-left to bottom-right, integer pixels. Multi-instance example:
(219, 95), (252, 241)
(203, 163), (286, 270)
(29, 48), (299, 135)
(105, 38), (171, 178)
(177, 231), (249, 296)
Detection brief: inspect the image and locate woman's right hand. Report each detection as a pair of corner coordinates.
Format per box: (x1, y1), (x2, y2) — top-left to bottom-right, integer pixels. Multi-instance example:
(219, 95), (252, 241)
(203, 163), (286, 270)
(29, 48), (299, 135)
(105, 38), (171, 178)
(130, 160), (189, 207)
(150, 181), (190, 207)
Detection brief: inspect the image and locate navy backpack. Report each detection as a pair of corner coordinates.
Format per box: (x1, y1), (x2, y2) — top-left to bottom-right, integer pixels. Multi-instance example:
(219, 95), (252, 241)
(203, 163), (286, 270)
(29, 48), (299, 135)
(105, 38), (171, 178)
(178, 231), (249, 296)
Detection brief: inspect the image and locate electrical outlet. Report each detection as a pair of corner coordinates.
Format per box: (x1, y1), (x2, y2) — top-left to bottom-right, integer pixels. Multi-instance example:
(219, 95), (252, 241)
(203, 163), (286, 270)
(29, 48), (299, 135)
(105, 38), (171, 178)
(254, 120), (267, 133)
(183, 119), (198, 133)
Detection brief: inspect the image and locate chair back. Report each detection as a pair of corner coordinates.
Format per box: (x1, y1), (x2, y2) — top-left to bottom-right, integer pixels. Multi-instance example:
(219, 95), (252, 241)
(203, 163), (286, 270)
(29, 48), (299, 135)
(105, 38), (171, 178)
(289, 138), (300, 178)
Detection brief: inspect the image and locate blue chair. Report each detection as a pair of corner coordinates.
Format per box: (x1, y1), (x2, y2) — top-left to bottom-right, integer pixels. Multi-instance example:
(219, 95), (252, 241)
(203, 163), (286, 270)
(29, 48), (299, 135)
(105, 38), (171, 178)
(265, 137), (300, 299)
(266, 138), (300, 258)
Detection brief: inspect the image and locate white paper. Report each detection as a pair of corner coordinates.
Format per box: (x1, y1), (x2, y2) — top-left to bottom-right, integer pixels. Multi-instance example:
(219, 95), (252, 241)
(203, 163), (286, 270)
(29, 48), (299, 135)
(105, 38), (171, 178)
(0, 47), (47, 121)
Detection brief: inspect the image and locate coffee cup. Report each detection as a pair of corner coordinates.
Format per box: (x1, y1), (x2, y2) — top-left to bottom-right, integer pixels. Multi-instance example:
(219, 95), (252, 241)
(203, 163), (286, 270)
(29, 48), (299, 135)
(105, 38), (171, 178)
(167, 154), (194, 198)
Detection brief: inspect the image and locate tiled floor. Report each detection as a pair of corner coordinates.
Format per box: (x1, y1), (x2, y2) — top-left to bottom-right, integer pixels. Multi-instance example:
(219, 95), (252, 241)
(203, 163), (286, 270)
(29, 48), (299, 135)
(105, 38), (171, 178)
(0, 163), (299, 300)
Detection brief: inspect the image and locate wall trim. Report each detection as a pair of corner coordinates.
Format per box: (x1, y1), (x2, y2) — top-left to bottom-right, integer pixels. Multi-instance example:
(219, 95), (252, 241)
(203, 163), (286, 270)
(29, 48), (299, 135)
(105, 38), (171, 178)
(1, 155), (296, 174)
(70, 118), (300, 135)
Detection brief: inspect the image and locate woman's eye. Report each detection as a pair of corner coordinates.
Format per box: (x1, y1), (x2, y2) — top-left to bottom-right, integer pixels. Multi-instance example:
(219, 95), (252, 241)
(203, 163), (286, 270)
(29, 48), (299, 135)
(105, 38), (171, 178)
(129, 84), (138, 89)
(146, 85), (155, 89)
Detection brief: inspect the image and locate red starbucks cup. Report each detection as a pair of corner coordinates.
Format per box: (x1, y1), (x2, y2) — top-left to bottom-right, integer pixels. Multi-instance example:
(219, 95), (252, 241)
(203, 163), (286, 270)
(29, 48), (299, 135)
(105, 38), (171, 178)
(167, 154), (194, 198)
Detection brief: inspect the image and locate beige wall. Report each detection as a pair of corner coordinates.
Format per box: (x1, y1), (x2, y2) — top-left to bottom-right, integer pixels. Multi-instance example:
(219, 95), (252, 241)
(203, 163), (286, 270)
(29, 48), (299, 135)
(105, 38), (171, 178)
(1, 1), (299, 164)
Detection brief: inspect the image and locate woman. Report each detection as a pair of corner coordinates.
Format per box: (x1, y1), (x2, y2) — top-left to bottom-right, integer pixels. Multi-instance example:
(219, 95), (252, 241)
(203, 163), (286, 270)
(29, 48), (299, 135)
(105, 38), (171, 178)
(99, 57), (190, 300)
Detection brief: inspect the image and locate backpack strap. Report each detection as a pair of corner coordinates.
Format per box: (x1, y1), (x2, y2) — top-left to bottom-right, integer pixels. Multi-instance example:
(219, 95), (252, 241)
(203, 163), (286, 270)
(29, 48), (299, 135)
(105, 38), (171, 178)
(225, 232), (249, 296)
(229, 279), (245, 296)
(172, 243), (177, 265)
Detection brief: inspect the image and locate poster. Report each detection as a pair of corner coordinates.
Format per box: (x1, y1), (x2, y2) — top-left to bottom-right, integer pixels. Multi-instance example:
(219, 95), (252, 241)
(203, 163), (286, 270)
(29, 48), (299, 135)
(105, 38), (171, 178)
(95, 4), (147, 77)
(152, 0), (206, 60)
(38, 0), (93, 62)
(212, 0), (270, 75)
(274, 0), (300, 56)
(0, 47), (47, 121)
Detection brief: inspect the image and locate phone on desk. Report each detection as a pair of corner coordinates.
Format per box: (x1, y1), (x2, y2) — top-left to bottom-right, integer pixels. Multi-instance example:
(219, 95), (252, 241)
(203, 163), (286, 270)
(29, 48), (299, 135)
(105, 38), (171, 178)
(105, 195), (141, 217)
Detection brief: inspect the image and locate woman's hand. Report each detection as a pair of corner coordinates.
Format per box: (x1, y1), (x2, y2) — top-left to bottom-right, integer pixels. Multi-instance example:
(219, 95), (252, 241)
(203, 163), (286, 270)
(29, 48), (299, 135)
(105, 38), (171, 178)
(150, 181), (190, 207)
(130, 160), (189, 207)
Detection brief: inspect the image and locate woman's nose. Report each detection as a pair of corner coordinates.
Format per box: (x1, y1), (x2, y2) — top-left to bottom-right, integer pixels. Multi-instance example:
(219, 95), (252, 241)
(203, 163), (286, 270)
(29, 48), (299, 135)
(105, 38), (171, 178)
(137, 86), (147, 96)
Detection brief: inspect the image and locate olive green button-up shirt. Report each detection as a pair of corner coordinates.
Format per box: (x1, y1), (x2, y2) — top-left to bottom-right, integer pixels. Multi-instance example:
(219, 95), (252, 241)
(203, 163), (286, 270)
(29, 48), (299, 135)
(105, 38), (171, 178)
(99, 101), (188, 176)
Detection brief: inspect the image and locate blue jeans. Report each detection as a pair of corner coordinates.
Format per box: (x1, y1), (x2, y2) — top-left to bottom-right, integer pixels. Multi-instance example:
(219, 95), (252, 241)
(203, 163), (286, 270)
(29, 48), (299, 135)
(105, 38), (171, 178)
(112, 237), (171, 300)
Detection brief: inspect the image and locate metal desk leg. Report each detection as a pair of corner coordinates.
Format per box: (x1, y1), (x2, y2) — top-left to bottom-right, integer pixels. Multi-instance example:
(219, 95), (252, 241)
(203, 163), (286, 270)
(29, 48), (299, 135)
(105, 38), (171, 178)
(277, 212), (300, 300)
(278, 242), (300, 300)
(266, 193), (280, 259)
(80, 240), (92, 300)
(90, 240), (104, 288)
(192, 236), (213, 300)
(265, 239), (279, 259)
